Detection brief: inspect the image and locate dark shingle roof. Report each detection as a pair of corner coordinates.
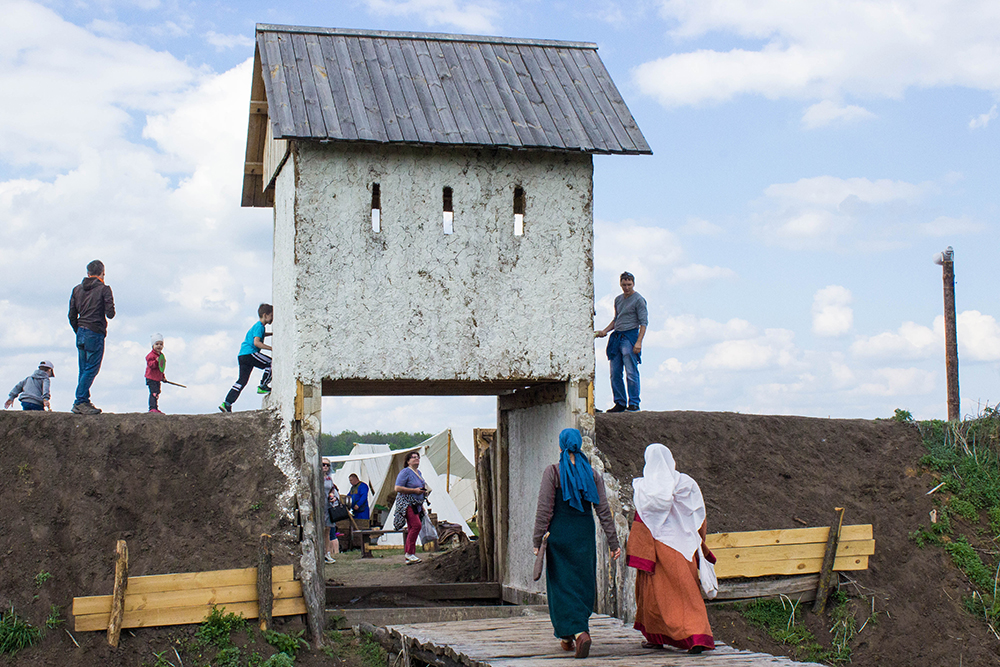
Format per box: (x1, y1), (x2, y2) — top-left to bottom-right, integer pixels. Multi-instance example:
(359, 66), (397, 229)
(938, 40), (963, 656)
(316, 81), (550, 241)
(255, 24), (650, 155)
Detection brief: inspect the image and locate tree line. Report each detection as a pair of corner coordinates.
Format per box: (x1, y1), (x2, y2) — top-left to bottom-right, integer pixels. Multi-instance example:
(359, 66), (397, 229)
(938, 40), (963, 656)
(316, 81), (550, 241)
(319, 430), (434, 458)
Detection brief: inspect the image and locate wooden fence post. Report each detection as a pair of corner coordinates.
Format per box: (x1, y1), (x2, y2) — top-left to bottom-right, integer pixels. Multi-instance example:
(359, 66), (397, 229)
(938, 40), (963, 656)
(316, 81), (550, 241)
(107, 540), (128, 647)
(812, 507), (845, 613)
(258, 534), (273, 631)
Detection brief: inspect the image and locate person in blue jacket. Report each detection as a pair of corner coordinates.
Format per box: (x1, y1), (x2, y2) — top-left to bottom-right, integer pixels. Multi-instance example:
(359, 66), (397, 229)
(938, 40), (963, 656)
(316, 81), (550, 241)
(347, 473), (370, 520)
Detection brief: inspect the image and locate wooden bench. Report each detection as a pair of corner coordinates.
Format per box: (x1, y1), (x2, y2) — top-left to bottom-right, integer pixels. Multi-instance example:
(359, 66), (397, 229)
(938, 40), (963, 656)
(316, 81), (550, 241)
(358, 529), (406, 558)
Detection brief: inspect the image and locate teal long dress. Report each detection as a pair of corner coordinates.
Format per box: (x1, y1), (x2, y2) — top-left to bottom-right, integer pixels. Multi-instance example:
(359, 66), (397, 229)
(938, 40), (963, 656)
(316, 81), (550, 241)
(545, 493), (597, 638)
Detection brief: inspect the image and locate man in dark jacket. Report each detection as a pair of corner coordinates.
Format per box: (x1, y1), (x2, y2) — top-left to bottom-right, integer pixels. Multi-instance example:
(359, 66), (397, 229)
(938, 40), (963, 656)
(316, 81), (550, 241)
(68, 260), (115, 414)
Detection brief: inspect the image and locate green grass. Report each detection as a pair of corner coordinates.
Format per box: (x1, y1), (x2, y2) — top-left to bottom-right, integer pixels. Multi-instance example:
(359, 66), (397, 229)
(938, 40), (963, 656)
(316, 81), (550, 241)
(909, 406), (1000, 634)
(0, 607), (41, 655)
(33, 571), (52, 587)
(44, 605), (63, 629)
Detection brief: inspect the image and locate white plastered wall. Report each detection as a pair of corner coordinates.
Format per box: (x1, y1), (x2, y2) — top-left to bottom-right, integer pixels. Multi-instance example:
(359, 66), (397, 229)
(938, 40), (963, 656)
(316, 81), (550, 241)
(279, 142), (595, 388)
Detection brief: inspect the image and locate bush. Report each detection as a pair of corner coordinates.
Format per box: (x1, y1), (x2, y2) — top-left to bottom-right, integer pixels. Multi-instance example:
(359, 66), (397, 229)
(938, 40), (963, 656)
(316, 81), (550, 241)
(194, 607), (250, 649)
(264, 629), (307, 658)
(262, 652), (295, 667)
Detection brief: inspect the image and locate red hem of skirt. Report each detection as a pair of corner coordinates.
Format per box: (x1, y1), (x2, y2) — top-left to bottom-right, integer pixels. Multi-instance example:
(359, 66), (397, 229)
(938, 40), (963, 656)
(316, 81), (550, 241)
(633, 623), (714, 651)
(626, 555), (655, 572)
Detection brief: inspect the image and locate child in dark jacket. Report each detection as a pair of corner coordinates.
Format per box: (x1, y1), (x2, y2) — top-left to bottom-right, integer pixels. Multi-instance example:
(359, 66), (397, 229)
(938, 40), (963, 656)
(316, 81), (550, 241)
(145, 334), (166, 413)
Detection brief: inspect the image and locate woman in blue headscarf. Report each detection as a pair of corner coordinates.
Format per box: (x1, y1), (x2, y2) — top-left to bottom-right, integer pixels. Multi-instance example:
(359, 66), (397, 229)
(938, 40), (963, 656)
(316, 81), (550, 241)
(533, 428), (620, 659)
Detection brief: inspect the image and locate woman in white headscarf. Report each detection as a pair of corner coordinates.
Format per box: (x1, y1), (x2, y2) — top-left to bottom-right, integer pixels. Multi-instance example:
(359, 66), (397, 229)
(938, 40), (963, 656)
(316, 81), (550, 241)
(626, 443), (715, 653)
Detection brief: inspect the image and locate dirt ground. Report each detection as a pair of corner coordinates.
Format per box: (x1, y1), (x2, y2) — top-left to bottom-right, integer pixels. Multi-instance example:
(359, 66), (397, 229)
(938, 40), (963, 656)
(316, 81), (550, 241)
(0, 410), (299, 667)
(596, 410), (997, 667)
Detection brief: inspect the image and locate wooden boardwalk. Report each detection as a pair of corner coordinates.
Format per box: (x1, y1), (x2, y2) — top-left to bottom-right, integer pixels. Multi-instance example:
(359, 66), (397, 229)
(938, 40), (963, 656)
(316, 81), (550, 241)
(387, 613), (824, 666)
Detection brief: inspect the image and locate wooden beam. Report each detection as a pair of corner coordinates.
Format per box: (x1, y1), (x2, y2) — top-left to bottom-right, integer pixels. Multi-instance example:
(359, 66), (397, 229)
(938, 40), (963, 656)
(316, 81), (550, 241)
(107, 540), (128, 648)
(497, 382), (566, 411)
(707, 524), (872, 549)
(72, 565), (294, 608)
(325, 583), (501, 606)
(74, 596), (307, 632)
(322, 378), (565, 396)
(712, 539), (874, 565)
(715, 554), (868, 579)
(250, 100), (269, 115)
(72, 580), (303, 617)
(244, 162), (263, 175)
(713, 574), (820, 601)
(258, 534), (273, 631)
(813, 507), (846, 613)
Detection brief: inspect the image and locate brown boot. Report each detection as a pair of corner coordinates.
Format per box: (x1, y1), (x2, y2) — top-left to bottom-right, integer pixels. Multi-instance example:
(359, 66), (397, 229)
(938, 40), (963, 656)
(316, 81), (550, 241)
(574, 632), (591, 659)
(560, 638), (574, 651)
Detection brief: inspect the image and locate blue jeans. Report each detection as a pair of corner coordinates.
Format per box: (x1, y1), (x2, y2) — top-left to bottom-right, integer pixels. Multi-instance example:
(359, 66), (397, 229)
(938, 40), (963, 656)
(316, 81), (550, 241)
(21, 401), (43, 411)
(609, 338), (640, 408)
(75, 327), (105, 405)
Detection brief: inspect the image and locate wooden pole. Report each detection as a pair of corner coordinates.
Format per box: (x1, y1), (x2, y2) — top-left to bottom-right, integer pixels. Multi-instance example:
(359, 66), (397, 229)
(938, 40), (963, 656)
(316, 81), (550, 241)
(941, 249), (961, 421)
(446, 430), (452, 493)
(812, 507), (845, 613)
(257, 534), (273, 631)
(107, 540), (128, 647)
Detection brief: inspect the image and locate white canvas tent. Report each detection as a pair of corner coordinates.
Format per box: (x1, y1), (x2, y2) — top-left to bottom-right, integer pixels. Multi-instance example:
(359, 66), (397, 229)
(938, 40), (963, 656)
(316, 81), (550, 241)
(325, 430), (476, 545)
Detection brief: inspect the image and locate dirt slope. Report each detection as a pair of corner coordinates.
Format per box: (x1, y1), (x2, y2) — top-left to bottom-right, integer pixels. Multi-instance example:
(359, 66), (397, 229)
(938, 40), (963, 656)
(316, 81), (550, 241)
(596, 411), (996, 666)
(0, 410), (298, 666)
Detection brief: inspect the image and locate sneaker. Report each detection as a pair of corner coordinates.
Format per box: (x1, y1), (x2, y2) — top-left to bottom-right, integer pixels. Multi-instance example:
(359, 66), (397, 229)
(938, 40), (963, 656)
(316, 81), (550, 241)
(626, 405), (640, 412)
(257, 385), (271, 394)
(405, 553), (422, 564)
(607, 404), (626, 413)
(72, 402), (101, 415)
(149, 409), (164, 414)
(219, 402), (232, 413)
(324, 554), (336, 564)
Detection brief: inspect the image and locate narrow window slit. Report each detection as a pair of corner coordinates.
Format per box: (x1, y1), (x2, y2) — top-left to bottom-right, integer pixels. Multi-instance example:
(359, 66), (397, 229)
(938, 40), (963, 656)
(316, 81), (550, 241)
(443, 186), (454, 235)
(371, 183), (381, 233)
(513, 186), (525, 236)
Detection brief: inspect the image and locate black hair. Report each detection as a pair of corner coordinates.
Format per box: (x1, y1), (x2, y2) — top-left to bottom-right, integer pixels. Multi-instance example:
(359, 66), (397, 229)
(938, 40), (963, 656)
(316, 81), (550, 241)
(404, 451), (420, 465)
(258, 303), (273, 318)
(620, 271), (635, 282)
(87, 260), (105, 276)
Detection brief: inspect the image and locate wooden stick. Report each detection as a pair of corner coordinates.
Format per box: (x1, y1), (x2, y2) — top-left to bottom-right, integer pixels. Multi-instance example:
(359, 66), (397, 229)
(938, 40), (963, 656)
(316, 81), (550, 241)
(162, 380), (187, 388)
(107, 540), (128, 647)
(257, 534), (273, 631)
(812, 507), (845, 613)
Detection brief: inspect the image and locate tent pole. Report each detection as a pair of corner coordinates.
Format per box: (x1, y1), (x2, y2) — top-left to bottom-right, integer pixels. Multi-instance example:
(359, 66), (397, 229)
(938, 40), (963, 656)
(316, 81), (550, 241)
(447, 430), (452, 493)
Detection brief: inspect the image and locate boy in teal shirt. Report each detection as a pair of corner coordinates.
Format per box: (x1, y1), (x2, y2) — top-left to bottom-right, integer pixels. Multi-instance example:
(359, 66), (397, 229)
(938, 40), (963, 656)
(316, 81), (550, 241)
(220, 304), (273, 412)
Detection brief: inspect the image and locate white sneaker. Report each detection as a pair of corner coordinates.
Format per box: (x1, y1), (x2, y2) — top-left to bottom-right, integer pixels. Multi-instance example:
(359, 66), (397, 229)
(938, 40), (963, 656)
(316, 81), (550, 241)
(405, 553), (422, 564)
(324, 554), (335, 564)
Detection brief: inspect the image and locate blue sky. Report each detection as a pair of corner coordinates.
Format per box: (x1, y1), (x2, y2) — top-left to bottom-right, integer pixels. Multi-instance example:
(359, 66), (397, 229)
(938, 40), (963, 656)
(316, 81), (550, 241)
(2, 0), (998, 457)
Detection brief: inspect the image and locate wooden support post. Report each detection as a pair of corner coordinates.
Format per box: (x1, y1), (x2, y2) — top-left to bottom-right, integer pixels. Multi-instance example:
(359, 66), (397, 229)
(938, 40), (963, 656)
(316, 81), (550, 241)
(812, 507), (845, 613)
(107, 540), (128, 647)
(257, 534), (273, 631)
(941, 250), (961, 421)
(476, 444), (495, 581)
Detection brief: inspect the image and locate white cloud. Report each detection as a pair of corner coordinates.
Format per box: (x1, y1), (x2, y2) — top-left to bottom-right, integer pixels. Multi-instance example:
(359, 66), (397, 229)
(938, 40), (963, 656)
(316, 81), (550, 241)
(851, 321), (937, 360)
(753, 175), (935, 248)
(955, 311), (1000, 361)
(670, 263), (737, 283)
(645, 314), (756, 348)
(920, 215), (987, 236)
(970, 104), (998, 130)
(205, 31), (254, 51)
(702, 328), (797, 371)
(679, 217), (723, 236)
(635, 0), (1000, 108)
(0, 0), (195, 169)
(764, 176), (926, 207)
(594, 219), (685, 287)
(811, 285), (853, 337)
(801, 100), (876, 129)
(363, 0), (500, 32)
(856, 367), (936, 397)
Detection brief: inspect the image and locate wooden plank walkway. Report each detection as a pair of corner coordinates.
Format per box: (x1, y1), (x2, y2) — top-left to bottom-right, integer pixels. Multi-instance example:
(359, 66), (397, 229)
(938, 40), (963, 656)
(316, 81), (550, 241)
(387, 613), (824, 666)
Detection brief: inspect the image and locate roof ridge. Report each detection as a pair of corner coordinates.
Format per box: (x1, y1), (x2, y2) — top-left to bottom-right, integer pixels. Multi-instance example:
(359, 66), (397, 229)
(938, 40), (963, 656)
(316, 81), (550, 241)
(254, 24), (598, 50)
